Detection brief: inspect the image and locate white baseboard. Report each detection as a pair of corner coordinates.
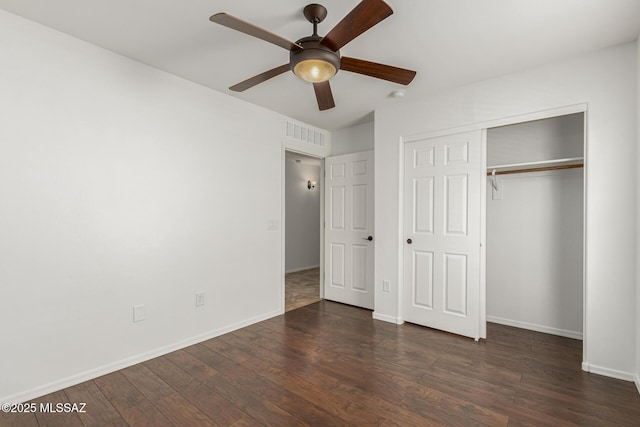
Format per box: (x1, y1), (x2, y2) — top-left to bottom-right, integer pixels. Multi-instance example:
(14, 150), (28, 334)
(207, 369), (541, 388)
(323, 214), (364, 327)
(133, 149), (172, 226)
(635, 374), (640, 395)
(285, 264), (320, 274)
(372, 311), (404, 325)
(1, 309), (282, 405)
(581, 362), (636, 382)
(486, 315), (583, 340)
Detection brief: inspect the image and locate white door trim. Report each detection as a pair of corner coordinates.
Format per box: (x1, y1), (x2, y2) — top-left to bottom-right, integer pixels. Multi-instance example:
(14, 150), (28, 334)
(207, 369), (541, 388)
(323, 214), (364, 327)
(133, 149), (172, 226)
(281, 147), (326, 314)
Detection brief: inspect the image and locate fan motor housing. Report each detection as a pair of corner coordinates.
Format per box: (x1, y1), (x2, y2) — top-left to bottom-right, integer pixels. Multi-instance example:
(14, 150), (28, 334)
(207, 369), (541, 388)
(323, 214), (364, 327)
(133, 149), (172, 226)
(290, 35), (341, 78)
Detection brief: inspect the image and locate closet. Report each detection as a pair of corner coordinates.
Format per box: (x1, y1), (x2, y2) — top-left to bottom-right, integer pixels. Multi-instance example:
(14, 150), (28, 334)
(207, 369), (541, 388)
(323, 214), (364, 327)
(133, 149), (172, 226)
(486, 113), (584, 340)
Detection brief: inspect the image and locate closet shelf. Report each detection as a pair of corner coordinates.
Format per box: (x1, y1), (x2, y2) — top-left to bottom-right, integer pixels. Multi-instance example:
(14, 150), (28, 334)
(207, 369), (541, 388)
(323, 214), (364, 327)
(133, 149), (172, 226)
(486, 157), (584, 176)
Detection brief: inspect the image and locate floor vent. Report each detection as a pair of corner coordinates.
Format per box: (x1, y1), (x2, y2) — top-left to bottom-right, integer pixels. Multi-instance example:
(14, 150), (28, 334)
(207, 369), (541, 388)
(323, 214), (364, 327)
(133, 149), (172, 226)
(286, 121), (325, 147)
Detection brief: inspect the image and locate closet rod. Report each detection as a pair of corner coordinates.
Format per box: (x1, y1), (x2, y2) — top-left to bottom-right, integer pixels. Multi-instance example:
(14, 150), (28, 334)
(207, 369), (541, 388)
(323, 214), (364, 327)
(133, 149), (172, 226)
(486, 163), (583, 176)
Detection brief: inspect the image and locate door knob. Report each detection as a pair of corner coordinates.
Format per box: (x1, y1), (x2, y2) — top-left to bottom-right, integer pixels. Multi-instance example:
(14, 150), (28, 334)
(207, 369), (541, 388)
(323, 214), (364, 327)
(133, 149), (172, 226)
(407, 238), (412, 244)
(362, 236), (373, 241)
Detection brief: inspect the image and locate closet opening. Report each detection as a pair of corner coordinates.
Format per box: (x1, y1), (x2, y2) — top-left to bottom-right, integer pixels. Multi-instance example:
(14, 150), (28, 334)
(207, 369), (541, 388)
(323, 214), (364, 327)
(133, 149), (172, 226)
(485, 112), (585, 351)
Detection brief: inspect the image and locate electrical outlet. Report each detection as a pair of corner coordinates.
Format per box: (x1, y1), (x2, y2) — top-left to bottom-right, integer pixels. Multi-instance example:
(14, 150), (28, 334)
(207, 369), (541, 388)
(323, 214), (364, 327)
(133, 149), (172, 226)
(133, 305), (145, 322)
(382, 280), (391, 292)
(196, 292), (205, 307)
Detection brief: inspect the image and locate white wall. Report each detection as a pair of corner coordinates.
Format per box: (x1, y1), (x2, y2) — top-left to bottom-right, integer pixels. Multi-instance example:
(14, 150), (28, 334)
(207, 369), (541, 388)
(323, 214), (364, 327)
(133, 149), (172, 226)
(330, 120), (374, 156)
(285, 160), (320, 272)
(375, 42), (637, 380)
(487, 113), (584, 165)
(486, 170), (584, 338)
(0, 10), (320, 403)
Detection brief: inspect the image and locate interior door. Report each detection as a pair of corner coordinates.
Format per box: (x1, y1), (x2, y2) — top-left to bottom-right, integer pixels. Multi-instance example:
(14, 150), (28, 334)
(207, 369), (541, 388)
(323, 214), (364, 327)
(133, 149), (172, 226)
(324, 150), (374, 309)
(403, 131), (482, 339)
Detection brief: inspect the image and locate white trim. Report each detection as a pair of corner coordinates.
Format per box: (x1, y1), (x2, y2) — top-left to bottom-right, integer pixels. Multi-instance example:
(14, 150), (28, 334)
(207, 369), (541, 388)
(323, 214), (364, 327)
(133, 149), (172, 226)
(396, 136), (405, 323)
(479, 130), (487, 339)
(581, 108), (589, 368)
(1, 309), (281, 405)
(373, 311), (404, 325)
(635, 375), (640, 395)
(319, 158), (325, 300)
(401, 103), (588, 144)
(285, 264), (320, 274)
(487, 316), (583, 340)
(581, 362), (636, 382)
(282, 145), (326, 311)
(280, 148), (286, 315)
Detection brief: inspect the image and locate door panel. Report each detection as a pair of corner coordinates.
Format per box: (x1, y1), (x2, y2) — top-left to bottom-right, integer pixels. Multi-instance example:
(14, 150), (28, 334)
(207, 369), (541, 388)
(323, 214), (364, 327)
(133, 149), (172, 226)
(403, 131), (482, 339)
(352, 185), (367, 230)
(413, 251), (434, 308)
(444, 253), (467, 315)
(330, 243), (345, 287)
(414, 178), (434, 233)
(324, 151), (374, 309)
(330, 187), (345, 229)
(352, 245), (367, 291)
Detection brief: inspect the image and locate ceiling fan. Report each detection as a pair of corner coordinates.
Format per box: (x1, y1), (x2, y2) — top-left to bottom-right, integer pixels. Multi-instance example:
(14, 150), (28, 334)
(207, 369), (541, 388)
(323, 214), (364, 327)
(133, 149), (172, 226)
(210, 0), (416, 111)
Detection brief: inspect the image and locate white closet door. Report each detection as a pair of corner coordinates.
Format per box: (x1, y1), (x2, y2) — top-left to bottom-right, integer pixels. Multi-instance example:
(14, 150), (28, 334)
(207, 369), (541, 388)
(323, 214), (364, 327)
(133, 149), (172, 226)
(403, 131), (482, 339)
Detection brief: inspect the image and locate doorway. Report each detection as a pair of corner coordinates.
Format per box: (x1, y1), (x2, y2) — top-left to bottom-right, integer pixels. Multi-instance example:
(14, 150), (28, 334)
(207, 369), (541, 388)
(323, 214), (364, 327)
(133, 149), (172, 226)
(284, 151), (322, 311)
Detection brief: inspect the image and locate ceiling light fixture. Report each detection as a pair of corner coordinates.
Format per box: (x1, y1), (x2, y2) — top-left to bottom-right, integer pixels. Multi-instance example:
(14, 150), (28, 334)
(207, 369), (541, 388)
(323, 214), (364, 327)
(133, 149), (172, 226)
(210, 2), (417, 111)
(293, 57), (337, 83)
(290, 4), (340, 84)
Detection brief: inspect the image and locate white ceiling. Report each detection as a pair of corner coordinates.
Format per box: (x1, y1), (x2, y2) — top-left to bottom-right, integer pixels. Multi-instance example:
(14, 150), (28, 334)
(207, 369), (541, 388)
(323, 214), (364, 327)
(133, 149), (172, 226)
(1, 0), (639, 131)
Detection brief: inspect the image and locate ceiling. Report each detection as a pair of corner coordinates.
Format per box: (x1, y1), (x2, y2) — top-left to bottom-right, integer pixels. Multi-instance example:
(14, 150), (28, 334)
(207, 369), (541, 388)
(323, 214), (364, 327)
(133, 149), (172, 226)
(1, 1), (639, 131)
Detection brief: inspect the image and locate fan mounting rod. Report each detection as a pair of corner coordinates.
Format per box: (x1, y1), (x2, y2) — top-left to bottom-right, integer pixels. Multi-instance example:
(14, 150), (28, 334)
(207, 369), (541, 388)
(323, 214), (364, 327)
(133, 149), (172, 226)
(303, 4), (327, 35)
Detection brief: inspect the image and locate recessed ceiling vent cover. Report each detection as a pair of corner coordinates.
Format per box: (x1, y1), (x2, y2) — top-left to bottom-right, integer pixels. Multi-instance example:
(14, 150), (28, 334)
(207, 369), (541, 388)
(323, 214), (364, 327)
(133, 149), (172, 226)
(286, 121), (325, 147)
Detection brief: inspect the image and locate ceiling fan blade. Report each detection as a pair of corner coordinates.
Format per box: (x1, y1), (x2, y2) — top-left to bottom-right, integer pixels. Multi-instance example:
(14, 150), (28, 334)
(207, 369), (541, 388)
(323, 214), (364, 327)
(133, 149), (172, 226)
(210, 13), (303, 51)
(320, 0), (393, 52)
(341, 56), (416, 85)
(229, 64), (290, 92)
(313, 81), (335, 111)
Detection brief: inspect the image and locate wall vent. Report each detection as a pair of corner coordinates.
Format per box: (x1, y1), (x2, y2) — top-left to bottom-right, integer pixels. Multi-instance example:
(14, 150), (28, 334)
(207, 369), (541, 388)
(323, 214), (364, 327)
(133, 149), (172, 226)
(286, 121), (325, 147)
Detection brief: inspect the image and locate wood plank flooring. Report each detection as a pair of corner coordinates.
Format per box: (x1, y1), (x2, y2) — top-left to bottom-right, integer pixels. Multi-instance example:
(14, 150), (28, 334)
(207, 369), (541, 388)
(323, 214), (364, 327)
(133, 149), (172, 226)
(285, 268), (321, 312)
(3, 300), (640, 426)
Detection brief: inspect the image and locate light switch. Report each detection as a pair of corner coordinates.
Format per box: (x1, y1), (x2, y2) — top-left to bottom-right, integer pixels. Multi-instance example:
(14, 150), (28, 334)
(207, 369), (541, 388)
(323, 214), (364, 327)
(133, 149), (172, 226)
(267, 220), (280, 231)
(383, 280), (391, 292)
(196, 292), (205, 307)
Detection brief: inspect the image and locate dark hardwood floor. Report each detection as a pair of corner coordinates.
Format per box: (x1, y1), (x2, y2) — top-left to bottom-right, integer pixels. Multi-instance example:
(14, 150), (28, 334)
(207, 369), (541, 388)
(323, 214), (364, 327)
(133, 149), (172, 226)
(3, 301), (640, 426)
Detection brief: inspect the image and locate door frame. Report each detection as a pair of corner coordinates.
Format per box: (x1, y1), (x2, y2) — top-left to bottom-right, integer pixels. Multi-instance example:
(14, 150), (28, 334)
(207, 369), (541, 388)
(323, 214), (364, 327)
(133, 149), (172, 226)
(397, 103), (588, 354)
(281, 148), (325, 314)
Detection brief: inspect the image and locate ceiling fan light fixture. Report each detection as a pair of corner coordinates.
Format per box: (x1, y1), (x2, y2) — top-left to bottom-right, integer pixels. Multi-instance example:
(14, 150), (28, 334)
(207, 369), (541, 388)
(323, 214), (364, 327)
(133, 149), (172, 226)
(293, 59), (336, 83)
(211, 1), (416, 110)
(290, 37), (341, 84)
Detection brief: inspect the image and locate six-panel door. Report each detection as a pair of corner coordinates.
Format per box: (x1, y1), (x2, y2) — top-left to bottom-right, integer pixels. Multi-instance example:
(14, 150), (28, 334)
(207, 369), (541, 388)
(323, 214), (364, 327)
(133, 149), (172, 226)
(402, 131), (482, 339)
(324, 151), (374, 309)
